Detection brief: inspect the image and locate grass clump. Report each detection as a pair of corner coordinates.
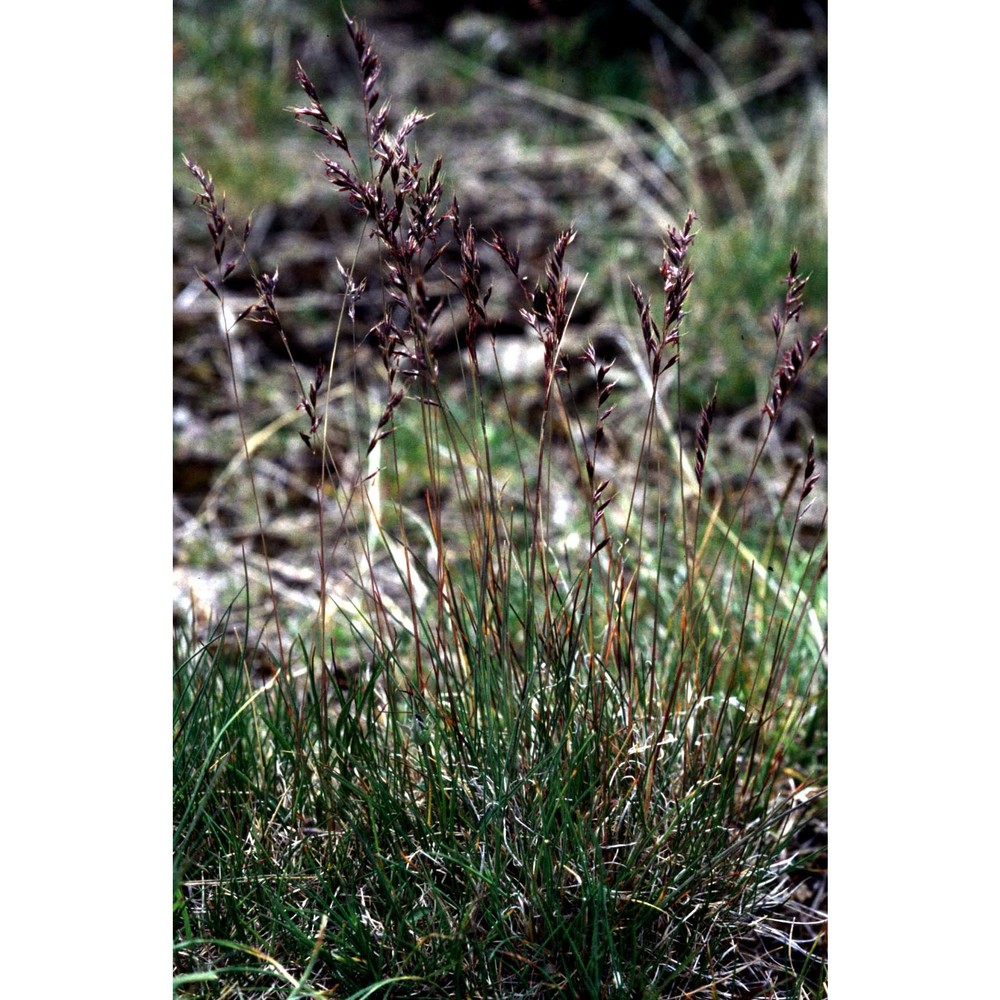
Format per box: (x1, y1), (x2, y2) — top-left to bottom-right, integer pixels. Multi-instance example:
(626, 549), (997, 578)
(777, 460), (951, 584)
(175, 14), (827, 998)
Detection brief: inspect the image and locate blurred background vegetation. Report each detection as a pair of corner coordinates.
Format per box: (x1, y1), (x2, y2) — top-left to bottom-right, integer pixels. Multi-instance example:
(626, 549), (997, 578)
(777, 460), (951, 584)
(174, 0), (827, 634)
(174, 0), (828, 389)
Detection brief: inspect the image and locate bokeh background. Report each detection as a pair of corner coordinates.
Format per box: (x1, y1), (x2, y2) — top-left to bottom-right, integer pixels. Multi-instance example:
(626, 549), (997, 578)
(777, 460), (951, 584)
(174, 0), (827, 649)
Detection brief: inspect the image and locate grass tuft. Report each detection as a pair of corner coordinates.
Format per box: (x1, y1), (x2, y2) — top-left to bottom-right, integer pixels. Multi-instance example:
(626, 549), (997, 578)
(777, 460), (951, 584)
(175, 13), (826, 998)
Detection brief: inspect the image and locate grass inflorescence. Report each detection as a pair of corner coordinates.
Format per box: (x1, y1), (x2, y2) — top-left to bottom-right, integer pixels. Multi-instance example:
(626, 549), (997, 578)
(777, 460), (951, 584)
(175, 14), (827, 998)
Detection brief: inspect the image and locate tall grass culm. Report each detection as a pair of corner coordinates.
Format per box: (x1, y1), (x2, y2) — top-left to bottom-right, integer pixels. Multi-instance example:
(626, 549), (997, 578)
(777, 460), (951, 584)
(175, 15), (827, 999)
